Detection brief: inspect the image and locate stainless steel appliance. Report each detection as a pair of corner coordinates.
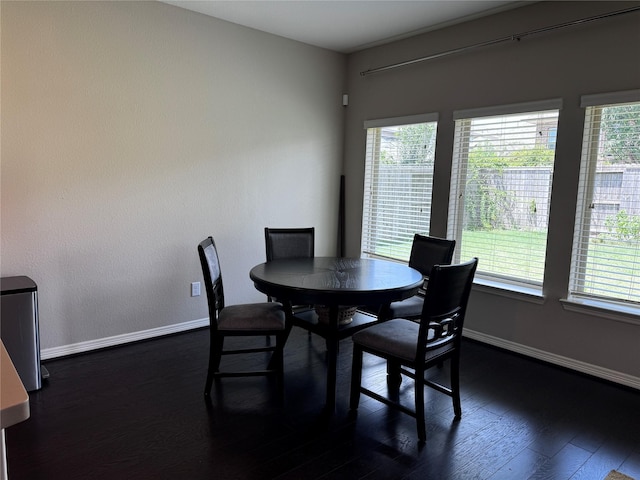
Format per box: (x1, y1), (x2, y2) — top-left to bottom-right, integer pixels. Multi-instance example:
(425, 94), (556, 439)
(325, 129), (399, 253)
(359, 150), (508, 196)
(0, 276), (45, 391)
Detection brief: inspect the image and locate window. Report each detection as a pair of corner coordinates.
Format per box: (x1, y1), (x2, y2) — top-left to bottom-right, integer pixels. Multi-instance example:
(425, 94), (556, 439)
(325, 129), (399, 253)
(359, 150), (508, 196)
(448, 100), (561, 290)
(361, 114), (438, 262)
(568, 90), (640, 312)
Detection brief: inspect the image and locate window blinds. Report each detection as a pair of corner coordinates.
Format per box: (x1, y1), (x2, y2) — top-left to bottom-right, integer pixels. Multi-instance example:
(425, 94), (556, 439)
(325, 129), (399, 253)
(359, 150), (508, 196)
(569, 92), (640, 306)
(361, 115), (438, 261)
(448, 103), (560, 286)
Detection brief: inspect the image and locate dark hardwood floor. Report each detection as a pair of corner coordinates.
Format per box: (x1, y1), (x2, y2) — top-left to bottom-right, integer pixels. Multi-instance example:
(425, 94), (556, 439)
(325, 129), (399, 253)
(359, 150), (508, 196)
(6, 327), (640, 480)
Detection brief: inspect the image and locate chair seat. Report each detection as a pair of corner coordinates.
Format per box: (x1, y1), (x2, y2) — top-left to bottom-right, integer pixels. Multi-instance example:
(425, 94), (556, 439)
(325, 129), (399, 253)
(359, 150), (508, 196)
(386, 295), (424, 319)
(352, 318), (455, 363)
(359, 293), (424, 319)
(219, 302), (286, 331)
(353, 319), (419, 362)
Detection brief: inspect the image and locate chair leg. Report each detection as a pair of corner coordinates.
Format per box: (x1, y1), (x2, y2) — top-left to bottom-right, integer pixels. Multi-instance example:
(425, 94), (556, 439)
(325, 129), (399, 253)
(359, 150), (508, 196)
(350, 345), (363, 410)
(204, 371), (214, 397)
(387, 360), (402, 389)
(451, 354), (462, 418)
(204, 336), (224, 397)
(415, 367), (426, 442)
(213, 336), (224, 370)
(275, 332), (286, 378)
(268, 322), (292, 371)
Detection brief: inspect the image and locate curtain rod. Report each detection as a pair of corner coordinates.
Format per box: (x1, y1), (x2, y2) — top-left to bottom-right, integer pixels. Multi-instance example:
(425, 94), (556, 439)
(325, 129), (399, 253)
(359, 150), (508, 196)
(360, 6), (640, 77)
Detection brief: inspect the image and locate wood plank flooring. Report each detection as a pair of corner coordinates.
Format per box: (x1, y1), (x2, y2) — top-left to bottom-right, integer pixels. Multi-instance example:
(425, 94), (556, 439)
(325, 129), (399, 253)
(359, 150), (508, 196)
(5, 327), (640, 479)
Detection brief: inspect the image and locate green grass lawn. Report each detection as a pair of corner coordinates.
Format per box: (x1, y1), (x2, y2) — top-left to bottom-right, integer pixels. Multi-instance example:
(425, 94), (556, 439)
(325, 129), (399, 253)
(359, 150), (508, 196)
(372, 230), (640, 301)
(459, 229), (547, 283)
(579, 238), (640, 302)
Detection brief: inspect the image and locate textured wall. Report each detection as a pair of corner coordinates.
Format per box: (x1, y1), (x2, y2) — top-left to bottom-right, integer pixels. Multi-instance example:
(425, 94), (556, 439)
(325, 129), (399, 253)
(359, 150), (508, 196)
(1, 1), (346, 351)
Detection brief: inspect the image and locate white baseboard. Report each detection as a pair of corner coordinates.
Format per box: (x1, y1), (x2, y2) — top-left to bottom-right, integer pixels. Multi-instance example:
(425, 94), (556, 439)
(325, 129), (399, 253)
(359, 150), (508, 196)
(463, 329), (640, 391)
(40, 318), (209, 360)
(40, 321), (639, 391)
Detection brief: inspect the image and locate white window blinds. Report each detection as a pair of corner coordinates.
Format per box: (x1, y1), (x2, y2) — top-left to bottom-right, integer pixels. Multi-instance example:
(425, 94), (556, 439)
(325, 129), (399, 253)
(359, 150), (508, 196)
(361, 114), (438, 261)
(569, 91), (640, 307)
(448, 101), (561, 286)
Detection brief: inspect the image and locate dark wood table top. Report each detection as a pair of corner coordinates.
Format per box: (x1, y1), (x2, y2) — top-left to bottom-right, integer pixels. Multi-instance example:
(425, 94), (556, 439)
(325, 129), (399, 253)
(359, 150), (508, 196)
(250, 256), (423, 307)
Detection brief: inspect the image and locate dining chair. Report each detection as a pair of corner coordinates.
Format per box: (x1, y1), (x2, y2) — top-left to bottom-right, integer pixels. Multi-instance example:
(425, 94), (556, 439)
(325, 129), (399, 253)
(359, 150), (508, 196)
(265, 227), (315, 262)
(264, 227), (315, 310)
(361, 234), (456, 321)
(349, 257), (478, 442)
(198, 236), (288, 397)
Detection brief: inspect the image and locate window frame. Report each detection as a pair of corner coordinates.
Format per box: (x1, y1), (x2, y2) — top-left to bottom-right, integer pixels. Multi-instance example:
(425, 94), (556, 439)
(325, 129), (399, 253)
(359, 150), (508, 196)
(563, 89), (640, 323)
(360, 113), (439, 263)
(448, 99), (563, 297)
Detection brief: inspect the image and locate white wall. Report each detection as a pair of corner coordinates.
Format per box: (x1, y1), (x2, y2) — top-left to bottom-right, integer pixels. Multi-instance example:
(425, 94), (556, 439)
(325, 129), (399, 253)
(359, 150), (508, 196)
(1, 2), (346, 354)
(344, 1), (640, 385)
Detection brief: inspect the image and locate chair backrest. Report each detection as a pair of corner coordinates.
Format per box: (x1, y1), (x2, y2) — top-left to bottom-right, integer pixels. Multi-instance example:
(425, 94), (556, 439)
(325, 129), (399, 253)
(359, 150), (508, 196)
(408, 234), (456, 278)
(265, 227), (315, 262)
(418, 257), (478, 357)
(198, 236), (225, 328)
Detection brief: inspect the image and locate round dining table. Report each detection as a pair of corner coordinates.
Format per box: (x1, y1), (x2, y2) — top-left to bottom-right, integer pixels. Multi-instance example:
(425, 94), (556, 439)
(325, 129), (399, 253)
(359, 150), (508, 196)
(250, 256), (423, 411)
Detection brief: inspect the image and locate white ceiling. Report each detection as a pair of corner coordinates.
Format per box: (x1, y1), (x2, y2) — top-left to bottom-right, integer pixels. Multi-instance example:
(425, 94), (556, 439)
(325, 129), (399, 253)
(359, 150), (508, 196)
(162, 1), (525, 53)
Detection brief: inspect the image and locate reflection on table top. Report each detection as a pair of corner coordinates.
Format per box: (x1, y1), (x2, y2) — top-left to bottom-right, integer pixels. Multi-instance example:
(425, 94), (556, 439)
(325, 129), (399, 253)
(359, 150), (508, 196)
(250, 256), (423, 306)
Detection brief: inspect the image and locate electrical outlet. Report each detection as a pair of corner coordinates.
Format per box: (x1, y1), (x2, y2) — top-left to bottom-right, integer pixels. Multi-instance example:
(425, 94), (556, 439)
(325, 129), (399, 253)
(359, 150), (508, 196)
(191, 282), (201, 297)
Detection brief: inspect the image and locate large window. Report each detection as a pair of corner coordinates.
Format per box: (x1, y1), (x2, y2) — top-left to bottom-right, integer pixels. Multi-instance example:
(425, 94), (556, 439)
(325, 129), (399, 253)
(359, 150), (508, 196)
(361, 114), (438, 262)
(568, 91), (640, 311)
(448, 100), (561, 289)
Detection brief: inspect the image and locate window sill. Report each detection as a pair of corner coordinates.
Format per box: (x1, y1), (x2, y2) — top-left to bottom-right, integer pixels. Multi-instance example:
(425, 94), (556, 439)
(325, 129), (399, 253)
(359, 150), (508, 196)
(473, 277), (545, 304)
(560, 297), (640, 326)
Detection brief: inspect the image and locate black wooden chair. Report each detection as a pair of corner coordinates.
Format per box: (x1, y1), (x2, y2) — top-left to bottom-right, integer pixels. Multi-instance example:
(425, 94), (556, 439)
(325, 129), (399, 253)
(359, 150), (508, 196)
(361, 234), (456, 321)
(198, 236), (288, 397)
(350, 257), (478, 442)
(264, 227), (315, 311)
(265, 227), (315, 262)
